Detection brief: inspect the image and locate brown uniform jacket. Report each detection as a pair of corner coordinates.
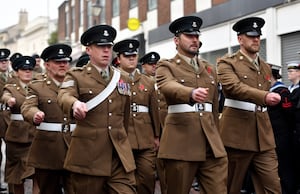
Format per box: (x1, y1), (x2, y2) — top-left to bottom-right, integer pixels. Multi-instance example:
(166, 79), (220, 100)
(156, 54), (226, 161)
(2, 82), (35, 143)
(217, 50), (275, 152)
(0, 72), (17, 138)
(127, 70), (160, 149)
(21, 77), (71, 170)
(57, 64), (136, 176)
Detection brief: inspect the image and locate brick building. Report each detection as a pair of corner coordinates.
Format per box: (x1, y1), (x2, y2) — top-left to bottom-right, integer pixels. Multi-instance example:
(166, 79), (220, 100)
(57, 0), (300, 84)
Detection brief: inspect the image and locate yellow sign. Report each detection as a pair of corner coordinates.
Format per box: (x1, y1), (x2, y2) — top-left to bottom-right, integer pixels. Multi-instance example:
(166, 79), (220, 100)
(127, 18), (140, 31)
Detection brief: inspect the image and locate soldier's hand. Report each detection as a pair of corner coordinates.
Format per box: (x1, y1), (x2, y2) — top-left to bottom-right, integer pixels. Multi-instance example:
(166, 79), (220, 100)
(72, 100), (87, 120)
(191, 87), (209, 103)
(154, 136), (160, 151)
(265, 92), (281, 106)
(33, 111), (45, 125)
(7, 97), (16, 107)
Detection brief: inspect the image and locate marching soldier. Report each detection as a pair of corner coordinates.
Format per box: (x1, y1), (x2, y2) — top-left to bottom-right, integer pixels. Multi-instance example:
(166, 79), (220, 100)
(21, 44), (74, 194)
(217, 17), (281, 194)
(0, 48), (12, 192)
(57, 25), (136, 193)
(155, 16), (228, 194)
(2, 56), (38, 194)
(113, 39), (160, 194)
(139, 51), (160, 78)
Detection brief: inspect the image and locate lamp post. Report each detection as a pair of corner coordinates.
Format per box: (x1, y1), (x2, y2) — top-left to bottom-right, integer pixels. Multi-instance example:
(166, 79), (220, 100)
(92, 0), (105, 25)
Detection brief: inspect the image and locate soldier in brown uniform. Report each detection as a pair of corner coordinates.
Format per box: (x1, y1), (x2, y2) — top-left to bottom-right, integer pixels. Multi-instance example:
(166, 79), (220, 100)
(0, 48), (12, 192)
(113, 39), (160, 194)
(21, 44), (74, 194)
(1, 56), (38, 194)
(57, 25), (136, 194)
(140, 52), (160, 78)
(155, 16), (228, 194)
(217, 17), (282, 194)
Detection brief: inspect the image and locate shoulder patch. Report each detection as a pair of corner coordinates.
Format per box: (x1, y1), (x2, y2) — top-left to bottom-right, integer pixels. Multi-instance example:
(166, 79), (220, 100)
(61, 80), (75, 88)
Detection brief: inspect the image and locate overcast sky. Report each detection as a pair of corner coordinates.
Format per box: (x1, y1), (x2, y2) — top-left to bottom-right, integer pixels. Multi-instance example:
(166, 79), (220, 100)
(0, 0), (64, 29)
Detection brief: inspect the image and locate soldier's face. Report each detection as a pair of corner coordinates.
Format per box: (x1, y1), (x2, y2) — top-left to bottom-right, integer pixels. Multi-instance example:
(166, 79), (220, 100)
(0, 60), (9, 72)
(174, 34), (200, 58)
(46, 60), (70, 80)
(16, 69), (33, 83)
(119, 54), (138, 73)
(238, 34), (261, 54)
(86, 44), (113, 68)
(142, 63), (156, 76)
(287, 69), (300, 83)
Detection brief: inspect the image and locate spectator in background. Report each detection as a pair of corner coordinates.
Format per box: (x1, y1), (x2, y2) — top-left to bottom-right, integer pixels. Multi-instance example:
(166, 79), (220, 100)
(268, 63), (295, 194)
(286, 61), (300, 192)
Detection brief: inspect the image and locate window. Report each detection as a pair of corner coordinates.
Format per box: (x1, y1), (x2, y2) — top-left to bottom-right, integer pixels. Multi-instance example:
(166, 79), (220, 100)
(71, 6), (75, 32)
(112, 0), (120, 17)
(130, 0), (137, 8)
(80, 0), (84, 26)
(148, 0), (157, 11)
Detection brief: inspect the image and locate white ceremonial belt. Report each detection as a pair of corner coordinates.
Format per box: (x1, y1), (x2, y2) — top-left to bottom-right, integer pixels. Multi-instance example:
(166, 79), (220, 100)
(10, 114), (24, 121)
(224, 99), (267, 112)
(131, 104), (149, 112)
(37, 122), (76, 132)
(168, 103), (212, 113)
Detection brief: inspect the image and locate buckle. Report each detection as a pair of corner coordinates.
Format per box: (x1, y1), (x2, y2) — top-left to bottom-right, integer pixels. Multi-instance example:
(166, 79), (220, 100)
(61, 124), (69, 132)
(131, 103), (138, 112)
(195, 103), (205, 112)
(256, 105), (266, 112)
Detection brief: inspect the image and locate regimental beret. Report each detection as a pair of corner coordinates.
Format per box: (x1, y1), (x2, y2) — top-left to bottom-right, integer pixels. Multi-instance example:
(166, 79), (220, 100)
(0, 48), (10, 61)
(76, 53), (89, 67)
(41, 44), (72, 62)
(169, 16), (203, 36)
(287, 61), (300, 70)
(10, 52), (22, 63)
(12, 56), (36, 71)
(113, 39), (140, 56)
(232, 17), (265, 36)
(81, 25), (117, 46)
(268, 63), (282, 79)
(139, 52), (160, 65)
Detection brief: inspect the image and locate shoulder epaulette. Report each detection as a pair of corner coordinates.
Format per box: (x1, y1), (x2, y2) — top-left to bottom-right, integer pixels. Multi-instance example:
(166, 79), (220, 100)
(30, 79), (46, 84)
(70, 66), (84, 71)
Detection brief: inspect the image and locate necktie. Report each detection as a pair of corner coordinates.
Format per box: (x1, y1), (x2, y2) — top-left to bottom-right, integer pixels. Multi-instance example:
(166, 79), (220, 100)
(129, 73), (134, 80)
(190, 59), (198, 72)
(101, 70), (109, 81)
(0, 73), (7, 82)
(253, 60), (259, 70)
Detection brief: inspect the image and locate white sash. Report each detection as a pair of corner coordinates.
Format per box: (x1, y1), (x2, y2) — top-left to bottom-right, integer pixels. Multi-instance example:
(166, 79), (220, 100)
(86, 70), (121, 111)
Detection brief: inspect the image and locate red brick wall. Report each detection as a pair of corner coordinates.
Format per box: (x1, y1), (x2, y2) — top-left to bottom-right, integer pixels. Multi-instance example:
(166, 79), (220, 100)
(212, 0), (228, 6)
(184, 0), (196, 15)
(157, 0), (170, 26)
(138, 0), (147, 23)
(120, 0), (129, 30)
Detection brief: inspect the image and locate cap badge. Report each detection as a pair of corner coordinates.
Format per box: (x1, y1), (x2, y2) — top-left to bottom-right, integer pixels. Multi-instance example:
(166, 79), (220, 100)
(192, 22), (197, 28)
(25, 60), (30, 64)
(129, 43), (133, 48)
(0, 52), (4, 56)
(253, 22), (258, 28)
(151, 54), (155, 59)
(58, 49), (64, 55)
(103, 30), (109, 36)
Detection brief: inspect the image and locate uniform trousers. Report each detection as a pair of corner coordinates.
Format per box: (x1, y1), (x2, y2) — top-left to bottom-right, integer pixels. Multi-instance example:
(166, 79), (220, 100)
(70, 154), (136, 194)
(132, 148), (156, 194)
(226, 147), (281, 194)
(35, 168), (74, 194)
(156, 158), (167, 194)
(162, 155), (228, 194)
